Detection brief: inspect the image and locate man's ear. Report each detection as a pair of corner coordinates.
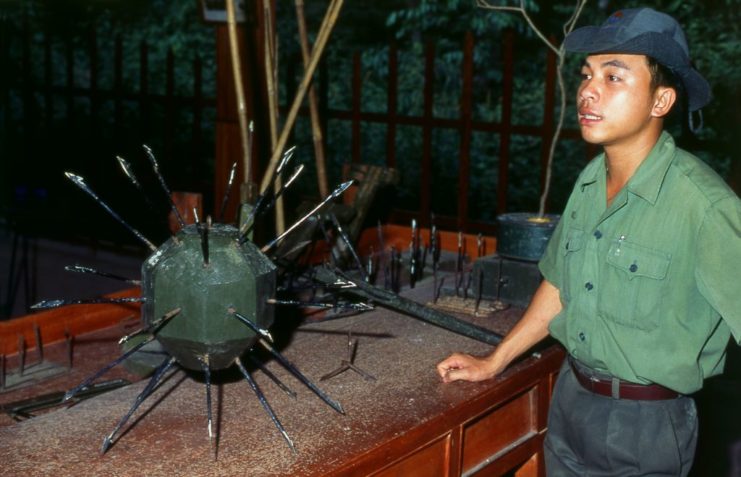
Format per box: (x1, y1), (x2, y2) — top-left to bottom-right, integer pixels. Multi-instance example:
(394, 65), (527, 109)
(652, 86), (677, 118)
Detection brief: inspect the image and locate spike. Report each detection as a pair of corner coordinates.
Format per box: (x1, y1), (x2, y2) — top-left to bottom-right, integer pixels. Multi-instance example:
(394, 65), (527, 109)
(235, 357), (296, 453)
(257, 339), (344, 414)
(100, 357), (177, 454)
(65, 172), (157, 251)
(142, 145), (185, 228)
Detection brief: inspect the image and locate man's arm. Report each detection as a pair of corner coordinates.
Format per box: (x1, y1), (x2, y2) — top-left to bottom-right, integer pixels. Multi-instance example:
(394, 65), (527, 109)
(436, 279), (562, 383)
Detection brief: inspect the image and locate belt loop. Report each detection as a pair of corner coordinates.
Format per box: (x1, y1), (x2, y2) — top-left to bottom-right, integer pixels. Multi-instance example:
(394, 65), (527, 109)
(611, 377), (620, 399)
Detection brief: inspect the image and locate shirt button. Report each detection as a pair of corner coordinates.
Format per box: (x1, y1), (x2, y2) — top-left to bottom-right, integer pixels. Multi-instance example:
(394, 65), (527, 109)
(585, 282), (594, 291)
(593, 230), (603, 239)
(629, 263), (638, 272)
(571, 211), (577, 219)
(578, 332), (586, 341)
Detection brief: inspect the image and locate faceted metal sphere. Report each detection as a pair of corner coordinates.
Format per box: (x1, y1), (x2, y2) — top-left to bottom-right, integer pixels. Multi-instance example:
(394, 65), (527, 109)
(141, 223), (276, 371)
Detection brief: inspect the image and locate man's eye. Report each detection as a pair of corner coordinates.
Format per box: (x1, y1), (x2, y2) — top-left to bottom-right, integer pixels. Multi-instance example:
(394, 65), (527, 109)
(580, 73), (591, 81)
(608, 75), (620, 82)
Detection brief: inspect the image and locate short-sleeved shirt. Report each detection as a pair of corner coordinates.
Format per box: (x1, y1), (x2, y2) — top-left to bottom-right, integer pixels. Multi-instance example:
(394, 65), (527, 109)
(539, 131), (741, 394)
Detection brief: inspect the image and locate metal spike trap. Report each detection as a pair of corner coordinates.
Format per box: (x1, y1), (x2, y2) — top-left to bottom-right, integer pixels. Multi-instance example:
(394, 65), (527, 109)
(64, 172), (157, 251)
(142, 145), (185, 228)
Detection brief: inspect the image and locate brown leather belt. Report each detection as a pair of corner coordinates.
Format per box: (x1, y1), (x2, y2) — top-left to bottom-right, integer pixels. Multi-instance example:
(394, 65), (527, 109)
(569, 359), (680, 400)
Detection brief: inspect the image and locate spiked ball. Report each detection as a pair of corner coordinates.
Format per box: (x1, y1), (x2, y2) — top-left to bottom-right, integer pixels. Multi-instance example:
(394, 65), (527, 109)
(140, 223), (276, 371)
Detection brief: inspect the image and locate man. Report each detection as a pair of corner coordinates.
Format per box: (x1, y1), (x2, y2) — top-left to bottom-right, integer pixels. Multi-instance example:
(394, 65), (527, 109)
(437, 7), (741, 476)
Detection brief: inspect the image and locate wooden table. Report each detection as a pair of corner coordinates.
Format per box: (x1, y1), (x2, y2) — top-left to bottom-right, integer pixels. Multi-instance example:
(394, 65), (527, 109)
(0, 283), (564, 476)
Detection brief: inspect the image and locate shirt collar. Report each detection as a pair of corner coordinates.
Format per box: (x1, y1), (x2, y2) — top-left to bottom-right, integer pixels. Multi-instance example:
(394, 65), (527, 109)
(578, 131), (676, 205)
(625, 131), (676, 204)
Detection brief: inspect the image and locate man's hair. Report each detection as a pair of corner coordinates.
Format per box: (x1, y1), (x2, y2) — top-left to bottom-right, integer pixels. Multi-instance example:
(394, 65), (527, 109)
(647, 56), (685, 115)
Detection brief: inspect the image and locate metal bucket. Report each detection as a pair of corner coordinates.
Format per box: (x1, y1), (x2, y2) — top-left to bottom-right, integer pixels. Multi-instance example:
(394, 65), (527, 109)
(496, 213), (560, 262)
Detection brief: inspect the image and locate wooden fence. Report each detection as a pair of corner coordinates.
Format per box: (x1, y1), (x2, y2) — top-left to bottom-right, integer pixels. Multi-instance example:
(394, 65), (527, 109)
(4, 22), (595, 240)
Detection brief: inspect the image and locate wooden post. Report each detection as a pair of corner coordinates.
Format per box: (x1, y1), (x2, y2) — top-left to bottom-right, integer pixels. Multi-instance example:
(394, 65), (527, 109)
(295, 0), (330, 198)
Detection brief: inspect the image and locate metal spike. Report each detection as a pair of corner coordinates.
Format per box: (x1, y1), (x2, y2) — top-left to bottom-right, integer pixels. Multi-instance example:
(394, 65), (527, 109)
(31, 297), (144, 310)
(218, 161), (238, 221)
(33, 323), (43, 363)
(235, 357), (297, 453)
(17, 334), (25, 376)
(266, 298), (373, 312)
(116, 155), (158, 211)
(330, 213), (367, 280)
(200, 355), (215, 457)
(142, 144), (185, 228)
(64, 264), (140, 285)
(247, 355), (297, 399)
(64, 335), (156, 403)
(258, 339), (344, 414)
(118, 308), (181, 346)
(65, 172), (157, 251)
(230, 310), (273, 342)
(100, 357), (177, 454)
(261, 180), (354, 253)
(197, 213), (210, 265)
(239, 165), (306, 241)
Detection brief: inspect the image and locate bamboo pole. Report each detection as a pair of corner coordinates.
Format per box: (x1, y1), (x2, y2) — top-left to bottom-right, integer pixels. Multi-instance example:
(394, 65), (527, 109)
(258, 0), (344, 196)
(225, 0), (252, 189)
(262, 0), (285, 233)
(295, 0), (329, 198)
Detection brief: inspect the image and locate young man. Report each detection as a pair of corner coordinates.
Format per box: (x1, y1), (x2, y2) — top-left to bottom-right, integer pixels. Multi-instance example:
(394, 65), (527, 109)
(437, 8), (741, 476)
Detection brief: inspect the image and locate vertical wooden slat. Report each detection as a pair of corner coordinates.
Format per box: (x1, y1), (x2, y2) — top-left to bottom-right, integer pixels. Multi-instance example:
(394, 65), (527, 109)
(385, 42), (398, 169)
(351, 51), (361, 164)
(497, 30), (515, 215)
(165, 48), (175, 165)
(420, 41), (435, 222)
(539, 36), (557, 207)
(458, 31), (474, 231)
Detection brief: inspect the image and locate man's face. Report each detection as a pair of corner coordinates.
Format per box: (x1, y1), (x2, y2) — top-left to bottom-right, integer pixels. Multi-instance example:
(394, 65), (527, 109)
(576, 54), (660, 147)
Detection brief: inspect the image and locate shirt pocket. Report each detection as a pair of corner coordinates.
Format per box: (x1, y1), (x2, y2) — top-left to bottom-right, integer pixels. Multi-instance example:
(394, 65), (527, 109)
(560, 228), (585, 302)
(599, 239), (672, 330)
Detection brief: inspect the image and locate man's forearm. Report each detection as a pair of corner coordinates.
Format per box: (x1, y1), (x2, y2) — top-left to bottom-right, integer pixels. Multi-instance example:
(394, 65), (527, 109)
(483, 279), (562, 375)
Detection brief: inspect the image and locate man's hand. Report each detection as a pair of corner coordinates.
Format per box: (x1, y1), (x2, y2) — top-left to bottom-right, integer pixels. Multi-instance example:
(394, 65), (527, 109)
(436, 280), (562, 385)
(436, 352), (499, 383)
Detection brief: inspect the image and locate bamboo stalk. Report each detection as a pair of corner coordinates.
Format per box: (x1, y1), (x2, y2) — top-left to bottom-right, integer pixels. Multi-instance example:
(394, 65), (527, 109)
(262, 0), (285, 233)
(259, 0), (344, 196)
(225, 0), (252, 187)
(295, 0), (329, 198)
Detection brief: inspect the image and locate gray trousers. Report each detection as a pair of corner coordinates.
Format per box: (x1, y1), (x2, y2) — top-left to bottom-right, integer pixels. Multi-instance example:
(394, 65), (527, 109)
(544, 360), (698, 476)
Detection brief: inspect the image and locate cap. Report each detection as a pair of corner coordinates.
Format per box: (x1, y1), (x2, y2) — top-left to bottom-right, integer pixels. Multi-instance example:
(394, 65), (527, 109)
(564, 8), (711, 111)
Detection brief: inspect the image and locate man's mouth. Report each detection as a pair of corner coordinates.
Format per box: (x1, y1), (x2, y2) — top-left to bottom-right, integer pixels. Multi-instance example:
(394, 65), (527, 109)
(579, 112), (602, 121)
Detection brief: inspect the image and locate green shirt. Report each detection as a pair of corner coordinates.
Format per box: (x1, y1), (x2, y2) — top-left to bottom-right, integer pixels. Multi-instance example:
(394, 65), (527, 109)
(539, 132), (741, 394)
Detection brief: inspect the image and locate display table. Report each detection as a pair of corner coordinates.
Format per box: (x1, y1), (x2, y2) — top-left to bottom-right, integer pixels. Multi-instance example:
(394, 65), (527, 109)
(0, 282), (564, 476)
